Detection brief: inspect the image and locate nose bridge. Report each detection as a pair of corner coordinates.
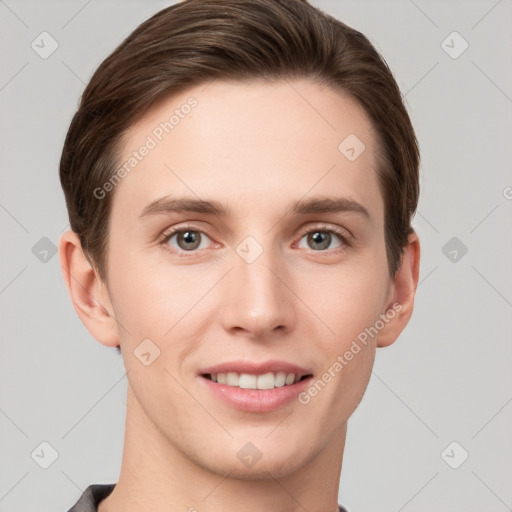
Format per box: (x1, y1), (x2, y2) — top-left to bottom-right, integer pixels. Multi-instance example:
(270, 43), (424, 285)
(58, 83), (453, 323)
(221, 235), (295, 337)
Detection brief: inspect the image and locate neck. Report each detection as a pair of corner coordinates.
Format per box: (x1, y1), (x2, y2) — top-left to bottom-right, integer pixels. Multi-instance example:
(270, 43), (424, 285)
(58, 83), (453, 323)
(99, 384), (346, 512)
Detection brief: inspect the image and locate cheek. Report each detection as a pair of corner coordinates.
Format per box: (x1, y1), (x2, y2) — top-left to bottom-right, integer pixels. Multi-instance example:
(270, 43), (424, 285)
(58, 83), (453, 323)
(300, 270), (381, 416)
(299, 255), (387, 399)
(303, 260), (388, 343)
(107, 249), (186, 340)
(107, 248), (229, 366)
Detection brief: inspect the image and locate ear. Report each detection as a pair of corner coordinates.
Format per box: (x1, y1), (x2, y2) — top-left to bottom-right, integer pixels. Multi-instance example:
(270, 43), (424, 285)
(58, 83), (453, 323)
(58, 230), (120, 348)
(377, 231), (420, 348)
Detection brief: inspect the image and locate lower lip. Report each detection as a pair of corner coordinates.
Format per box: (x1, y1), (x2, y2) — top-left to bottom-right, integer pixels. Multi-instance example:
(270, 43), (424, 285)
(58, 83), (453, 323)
(200, 375), (312, 413)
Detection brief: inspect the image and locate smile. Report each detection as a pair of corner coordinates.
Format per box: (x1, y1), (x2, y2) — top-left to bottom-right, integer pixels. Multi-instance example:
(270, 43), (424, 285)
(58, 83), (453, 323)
(198, 360), (313, 412)
(203, 371), (310, 389)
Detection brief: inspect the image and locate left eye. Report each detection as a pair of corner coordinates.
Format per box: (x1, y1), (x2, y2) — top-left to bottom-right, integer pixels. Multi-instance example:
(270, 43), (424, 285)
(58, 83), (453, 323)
(297, 229), (344, 251)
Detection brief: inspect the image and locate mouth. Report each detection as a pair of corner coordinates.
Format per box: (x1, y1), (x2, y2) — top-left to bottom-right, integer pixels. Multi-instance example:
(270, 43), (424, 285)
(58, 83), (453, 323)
(201, 371), (312, 390)
(198, 362), (313, 412)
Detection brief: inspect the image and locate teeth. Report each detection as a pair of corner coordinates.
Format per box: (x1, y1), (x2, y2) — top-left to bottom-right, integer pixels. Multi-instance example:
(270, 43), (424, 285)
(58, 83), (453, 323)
(256, 372), (274, 390)
(239, 373), (257, 389)
(208, 371), (303, 390)
(226, 372), (239, 386)
(274, 371), (286, 387)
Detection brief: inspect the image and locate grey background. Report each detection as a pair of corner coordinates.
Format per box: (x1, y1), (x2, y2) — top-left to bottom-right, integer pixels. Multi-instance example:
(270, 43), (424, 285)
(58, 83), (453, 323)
(1, 1), (511, 511)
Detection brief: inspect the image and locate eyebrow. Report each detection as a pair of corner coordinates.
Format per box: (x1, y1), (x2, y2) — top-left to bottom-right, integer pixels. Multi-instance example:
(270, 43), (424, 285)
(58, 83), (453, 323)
(138, 195), (371, 222)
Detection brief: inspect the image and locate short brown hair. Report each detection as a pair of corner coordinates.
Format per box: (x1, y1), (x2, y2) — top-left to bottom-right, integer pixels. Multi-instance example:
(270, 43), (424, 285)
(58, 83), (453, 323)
(60, 0), (419, 285)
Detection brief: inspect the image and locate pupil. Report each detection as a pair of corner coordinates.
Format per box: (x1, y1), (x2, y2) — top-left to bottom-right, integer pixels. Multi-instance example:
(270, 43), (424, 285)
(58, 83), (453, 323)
(309, 231), (330, 250)
(180, 231), (199, 250)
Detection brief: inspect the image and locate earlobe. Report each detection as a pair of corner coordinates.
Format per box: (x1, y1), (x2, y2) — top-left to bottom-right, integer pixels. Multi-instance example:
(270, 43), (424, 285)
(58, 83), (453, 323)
(377, 231), (421, 348)
(58, 230), (120, 348)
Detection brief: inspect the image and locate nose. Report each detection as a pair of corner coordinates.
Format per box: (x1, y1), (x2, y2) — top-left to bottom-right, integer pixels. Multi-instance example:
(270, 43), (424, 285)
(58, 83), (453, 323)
(220, 242), (297, 341)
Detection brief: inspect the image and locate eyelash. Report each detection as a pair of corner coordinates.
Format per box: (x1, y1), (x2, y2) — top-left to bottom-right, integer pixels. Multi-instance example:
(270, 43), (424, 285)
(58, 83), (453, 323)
(157, 223), (352, 258)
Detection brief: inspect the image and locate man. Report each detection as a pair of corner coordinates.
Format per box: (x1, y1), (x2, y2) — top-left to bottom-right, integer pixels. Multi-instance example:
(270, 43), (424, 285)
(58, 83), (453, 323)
(59, 1), (420, 510)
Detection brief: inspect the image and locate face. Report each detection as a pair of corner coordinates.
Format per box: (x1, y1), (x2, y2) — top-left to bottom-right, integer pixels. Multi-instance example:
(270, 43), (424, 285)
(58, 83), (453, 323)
(103, 79), (394, 478)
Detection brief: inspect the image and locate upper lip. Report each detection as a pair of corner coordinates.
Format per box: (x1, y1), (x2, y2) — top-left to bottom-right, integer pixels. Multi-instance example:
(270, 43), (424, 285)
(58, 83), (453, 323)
(199, 360), (311, 377)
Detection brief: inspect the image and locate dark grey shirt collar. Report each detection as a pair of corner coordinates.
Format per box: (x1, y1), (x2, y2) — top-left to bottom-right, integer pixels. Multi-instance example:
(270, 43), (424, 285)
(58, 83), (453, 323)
(67, 484), (115, 512)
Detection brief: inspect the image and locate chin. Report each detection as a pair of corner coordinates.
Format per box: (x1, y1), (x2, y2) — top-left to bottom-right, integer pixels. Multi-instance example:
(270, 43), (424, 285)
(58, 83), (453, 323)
(197, 444), (312, 481)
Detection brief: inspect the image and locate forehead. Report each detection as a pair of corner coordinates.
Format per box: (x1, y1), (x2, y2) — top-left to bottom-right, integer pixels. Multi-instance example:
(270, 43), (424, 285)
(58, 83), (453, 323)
(111, 78), (382, 223)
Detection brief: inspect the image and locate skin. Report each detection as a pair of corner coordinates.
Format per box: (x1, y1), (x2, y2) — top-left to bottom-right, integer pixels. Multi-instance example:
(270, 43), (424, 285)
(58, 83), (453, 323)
(59, 78), (420, 512)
